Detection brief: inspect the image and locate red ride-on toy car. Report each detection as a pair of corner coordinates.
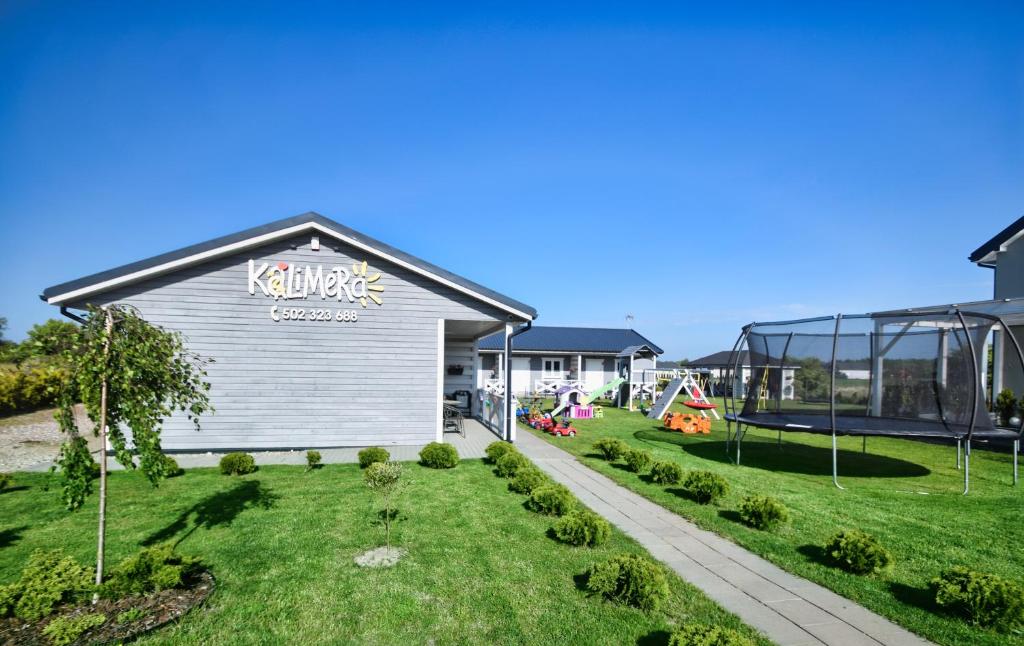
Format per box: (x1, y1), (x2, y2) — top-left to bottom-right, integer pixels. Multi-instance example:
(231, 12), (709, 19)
(531, 415), (554, 431)
(550, 421), (578, 437)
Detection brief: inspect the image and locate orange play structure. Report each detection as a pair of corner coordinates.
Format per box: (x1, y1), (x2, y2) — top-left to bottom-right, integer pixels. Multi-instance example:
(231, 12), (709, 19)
(663, 411), (711, 434)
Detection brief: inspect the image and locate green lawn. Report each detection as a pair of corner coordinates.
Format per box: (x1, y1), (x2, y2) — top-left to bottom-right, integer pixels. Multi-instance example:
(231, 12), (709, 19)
(0, 459), (768, 645)
(525, 398), (1024, 646)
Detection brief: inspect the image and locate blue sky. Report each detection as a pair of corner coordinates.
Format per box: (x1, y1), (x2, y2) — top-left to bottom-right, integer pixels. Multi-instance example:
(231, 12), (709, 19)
(1, 2), (1022, 359)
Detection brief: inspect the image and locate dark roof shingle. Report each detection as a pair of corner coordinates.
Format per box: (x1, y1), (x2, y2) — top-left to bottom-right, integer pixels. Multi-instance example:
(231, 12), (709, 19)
(479, 326), (663, 354)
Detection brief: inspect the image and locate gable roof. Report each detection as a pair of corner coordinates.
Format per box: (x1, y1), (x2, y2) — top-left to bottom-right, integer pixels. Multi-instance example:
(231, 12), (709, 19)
(687, 350), (750, 367)
(478, 326), (663, 354)
(41, 211), (536, 320)
(617, 344), (658, 358)
(969, 214), (1024, 267)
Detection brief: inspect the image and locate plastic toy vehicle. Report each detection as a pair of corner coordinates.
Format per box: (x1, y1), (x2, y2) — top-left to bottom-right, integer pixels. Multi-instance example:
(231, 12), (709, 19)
(549, 422), (577, 437)
(663, 412), (710, 434)
(531, 416), (555, 431)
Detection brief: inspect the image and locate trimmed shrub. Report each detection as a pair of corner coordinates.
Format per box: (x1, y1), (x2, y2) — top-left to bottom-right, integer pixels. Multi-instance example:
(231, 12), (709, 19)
(0, 472), (11, 491)
(419, 442), (458, 469)
(0, 361), (69, 416)
(593, 438), (628, 461)
(650, 460), (684, 485)
(358, 447), (389, 469)
(485, 441), (518, 464)
(42, 613), (107, 646)
(160, 454), (184, 478)
(738, 495), (790, 531)
(668, 622), (755, 646)
(623, 448), (653, 473)
(931, 566), (1024, 630)
(0, 550), (93, 620)
(495, 451), (530, 478)
(305, 450), (322, 471)
(508, 466), (548, 495)
(824, 529), (893, 575)
(219, 452), (257, 476)
(102, 543), (202, 598)
(552, 509), (611, 547)
(682, 470), (729, 504)
(585, 553), (669, 612)
(116, 607), (145, 624)
(526, 484), (578, 516)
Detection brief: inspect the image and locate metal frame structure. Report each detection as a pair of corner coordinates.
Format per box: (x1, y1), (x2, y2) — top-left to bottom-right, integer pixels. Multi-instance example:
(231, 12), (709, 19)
(723, 307), (1024, 495)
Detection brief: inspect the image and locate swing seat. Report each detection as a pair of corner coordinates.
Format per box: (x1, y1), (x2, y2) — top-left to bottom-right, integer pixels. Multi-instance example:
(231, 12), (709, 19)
(684, 401), (717, 410)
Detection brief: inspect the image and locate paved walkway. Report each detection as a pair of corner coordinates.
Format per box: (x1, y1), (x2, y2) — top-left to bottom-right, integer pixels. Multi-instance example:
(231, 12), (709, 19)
(21, 418), (498, 472)
(516, 430), (933, 646)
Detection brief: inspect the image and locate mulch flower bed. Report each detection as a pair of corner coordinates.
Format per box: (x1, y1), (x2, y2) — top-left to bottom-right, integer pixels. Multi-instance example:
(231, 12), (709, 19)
(0, 571), (214, 645)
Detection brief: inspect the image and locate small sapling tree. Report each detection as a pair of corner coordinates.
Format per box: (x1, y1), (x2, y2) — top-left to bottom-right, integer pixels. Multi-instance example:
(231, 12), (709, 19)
(364, 461), (408, 549)
(53, 305), (212, 594)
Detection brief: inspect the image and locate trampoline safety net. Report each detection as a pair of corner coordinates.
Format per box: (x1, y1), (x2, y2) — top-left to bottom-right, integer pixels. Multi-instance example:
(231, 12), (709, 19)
(726, 311), (1024, 442)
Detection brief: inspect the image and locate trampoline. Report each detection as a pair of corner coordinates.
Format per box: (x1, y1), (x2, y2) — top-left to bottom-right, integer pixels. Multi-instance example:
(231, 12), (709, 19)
(722, 303), (1024, 493)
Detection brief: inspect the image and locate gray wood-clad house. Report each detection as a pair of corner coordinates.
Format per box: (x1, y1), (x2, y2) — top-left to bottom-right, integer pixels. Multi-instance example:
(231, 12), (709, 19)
(41, 212), (536, 450)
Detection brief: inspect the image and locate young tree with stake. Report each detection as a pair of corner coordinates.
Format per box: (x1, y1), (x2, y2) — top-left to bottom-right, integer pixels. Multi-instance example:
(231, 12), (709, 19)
(53, 305), (212, 595)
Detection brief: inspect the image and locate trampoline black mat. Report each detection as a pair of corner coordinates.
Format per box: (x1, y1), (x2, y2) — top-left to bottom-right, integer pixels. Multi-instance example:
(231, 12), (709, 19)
(725, 412), (1021, 440)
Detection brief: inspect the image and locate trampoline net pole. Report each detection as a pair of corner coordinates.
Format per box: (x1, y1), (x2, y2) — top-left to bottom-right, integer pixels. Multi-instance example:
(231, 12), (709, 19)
(964, 439), (971, 495)
(956, 439), (961, 470)
(830, 314), (844, 490)
(1014, 440), (1019, 486)
(956, 309), (981, 495)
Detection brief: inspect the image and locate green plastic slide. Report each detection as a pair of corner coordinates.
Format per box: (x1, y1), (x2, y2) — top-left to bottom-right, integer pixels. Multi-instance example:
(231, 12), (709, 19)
(583, 378), (626, 405)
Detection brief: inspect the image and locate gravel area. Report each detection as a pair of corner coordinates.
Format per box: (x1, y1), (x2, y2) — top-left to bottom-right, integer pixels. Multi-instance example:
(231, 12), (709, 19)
(0, 405), (96, 472)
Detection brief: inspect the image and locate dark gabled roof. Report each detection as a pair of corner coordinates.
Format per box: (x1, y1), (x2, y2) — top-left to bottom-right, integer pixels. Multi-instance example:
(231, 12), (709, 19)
(478, 326), (663, 354)
(969, 214), (1024, 266)
(41, 211), (536, 319)
(687, 350), (750, 367)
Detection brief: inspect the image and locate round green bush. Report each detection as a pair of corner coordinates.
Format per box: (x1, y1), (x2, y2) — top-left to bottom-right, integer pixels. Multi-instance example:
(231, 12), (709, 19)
(159, 454), (184, 478)
(358, 447), (390, 469)
(0, 472), (12, 491)
(526, 483), (578, 516)
(419, 442), (458, 469)
(824, 529), (893, 574)
(681, 470), (728, 504)
(585, 553), (669, 612)
(668, 622), (755, 646)
(650, 460), (684, 485)
(508, 465), (548, 495)
(219, 452), (257, 476)
(738, 495), (789, 531)
(593, 438), (628, 461)
(305, 450), (322, 470)
(930, 566), (1024, 630)
(552, 509), (611, 547)
(495, 451), (530, 478)
(623, 448), (653, 473)
(485, 441), (518, 464)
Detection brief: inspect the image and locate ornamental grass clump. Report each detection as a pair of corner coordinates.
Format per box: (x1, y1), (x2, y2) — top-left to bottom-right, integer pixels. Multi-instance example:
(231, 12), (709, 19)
(681, 470), (729, 504)
(668, 622), (754, 646)
(419, 442), (458, 469)
(738, 495), (790, 531)
(526, 483), (578, 516)
(495, 451), (530, 478)
(585, 553), (669, 612)
(508, 465), (548, 495)
(552, 509), (611, 547)
(101, 543), (202, 598)
(219, 452), (257, 476)
(650, 460), (684, 485)
(930, 566), (1024, 631)
(358, 447), (389, 469)
(593, 438), (628, 461)
(623, 448), (653, 473)
(824, 529), (893, 575)
(485, 441), (518, 464)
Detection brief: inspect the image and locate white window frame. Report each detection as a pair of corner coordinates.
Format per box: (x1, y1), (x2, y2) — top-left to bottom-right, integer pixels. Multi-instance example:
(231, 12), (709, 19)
(542, 357), (563, 379)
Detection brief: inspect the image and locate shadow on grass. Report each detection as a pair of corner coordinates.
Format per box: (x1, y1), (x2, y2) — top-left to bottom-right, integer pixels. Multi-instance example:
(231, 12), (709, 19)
(0, 485), (30, 495)
(0, 525), (27, 548)
(890, 581), (939, 614)
(572, 571), (590, 593)
(717, 509), (745, 525)
(143, 479), (279, 548)
(637, 629), (672, 646)
(638, 433), (931, 478)
(796, 543), (831, 567)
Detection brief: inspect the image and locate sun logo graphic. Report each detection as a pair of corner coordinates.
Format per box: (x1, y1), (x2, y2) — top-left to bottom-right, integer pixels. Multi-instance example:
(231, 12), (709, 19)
(248, 258), (386, 307)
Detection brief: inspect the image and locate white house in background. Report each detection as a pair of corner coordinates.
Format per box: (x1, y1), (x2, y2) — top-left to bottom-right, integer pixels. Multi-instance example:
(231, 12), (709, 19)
(686, 350), (797, 400)
(476, 326), (664, 396)
(970, 213), (1024, 395)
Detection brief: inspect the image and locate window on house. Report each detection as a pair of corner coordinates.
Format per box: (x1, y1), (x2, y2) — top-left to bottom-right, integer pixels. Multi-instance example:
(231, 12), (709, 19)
(543, 358), (563, 378)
